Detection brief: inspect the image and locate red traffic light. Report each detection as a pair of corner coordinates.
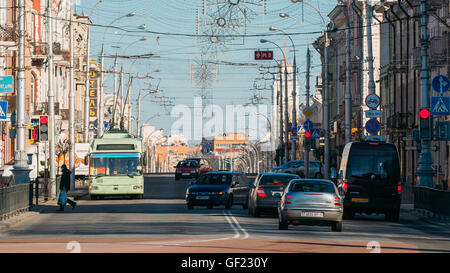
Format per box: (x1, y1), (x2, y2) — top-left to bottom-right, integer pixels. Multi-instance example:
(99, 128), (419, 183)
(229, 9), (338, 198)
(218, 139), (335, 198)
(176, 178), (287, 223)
(419, 108), (430, 119)
(305, 131), (311, 138)
(40, 116), (48, 124)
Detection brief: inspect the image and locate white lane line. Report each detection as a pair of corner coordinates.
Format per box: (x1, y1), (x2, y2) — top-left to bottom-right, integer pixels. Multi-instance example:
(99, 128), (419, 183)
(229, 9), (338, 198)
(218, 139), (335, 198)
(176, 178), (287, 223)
(224, 210), (249, 239)
(223, 211), (241, 239)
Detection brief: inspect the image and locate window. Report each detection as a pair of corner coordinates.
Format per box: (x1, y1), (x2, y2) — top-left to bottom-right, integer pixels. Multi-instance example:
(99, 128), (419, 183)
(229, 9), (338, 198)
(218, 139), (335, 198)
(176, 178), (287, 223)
(197, 174), (231, 185)
(290, 182), (335, 193)
(259, 175), (297, 187)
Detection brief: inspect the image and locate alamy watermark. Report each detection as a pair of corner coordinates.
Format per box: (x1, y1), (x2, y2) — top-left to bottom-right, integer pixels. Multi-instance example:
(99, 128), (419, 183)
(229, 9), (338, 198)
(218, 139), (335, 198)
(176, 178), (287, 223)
(170, 96), (277, 144)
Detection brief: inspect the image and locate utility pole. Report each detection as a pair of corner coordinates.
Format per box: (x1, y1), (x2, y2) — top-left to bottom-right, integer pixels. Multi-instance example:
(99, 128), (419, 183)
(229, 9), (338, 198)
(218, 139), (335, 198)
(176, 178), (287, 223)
(98, 46), (105, 136)
(69, 5), (75, 190)
(365, 0), (376, 96)
(417, 0), (434, 187)
(345, 3), (352, 144)
(113, 54), (118, 128)
(137, 89), (141, 137)
(304, 47), (311, 178)
(127, 76), (132, 133)
(12, 0), (30, 184)
(291, 50), (297, 161)
(47, 0), (56, 198)
(324, 30), (330, 179)
(284, 58), (289, 163)
(84, 17), (91, 143)
(279, 64), (283, 165)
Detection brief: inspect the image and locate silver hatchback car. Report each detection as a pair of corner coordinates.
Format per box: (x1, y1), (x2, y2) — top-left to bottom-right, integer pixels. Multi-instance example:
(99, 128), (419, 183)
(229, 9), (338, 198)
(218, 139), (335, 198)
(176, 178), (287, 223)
(277, 179), (343, 232)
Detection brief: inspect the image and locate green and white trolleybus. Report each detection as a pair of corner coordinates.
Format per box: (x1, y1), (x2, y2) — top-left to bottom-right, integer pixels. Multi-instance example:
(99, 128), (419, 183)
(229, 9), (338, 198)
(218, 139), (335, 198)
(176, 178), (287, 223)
(87, 129), (145, 199)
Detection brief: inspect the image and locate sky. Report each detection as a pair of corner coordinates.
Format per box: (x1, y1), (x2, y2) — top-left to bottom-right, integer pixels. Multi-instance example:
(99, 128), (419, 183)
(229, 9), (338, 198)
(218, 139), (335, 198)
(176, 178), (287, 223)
(74, 0), (337, 145)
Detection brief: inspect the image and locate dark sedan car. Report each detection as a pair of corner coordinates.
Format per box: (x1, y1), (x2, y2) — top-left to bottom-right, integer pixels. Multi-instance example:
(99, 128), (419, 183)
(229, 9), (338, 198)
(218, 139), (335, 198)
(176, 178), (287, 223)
(247, 173), (300, 217)
(186, 172), (249, 210)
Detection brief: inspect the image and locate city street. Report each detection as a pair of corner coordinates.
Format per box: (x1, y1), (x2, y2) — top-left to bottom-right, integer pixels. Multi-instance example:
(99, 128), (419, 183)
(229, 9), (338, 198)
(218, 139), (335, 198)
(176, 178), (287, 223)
(0, 175), (449, 253)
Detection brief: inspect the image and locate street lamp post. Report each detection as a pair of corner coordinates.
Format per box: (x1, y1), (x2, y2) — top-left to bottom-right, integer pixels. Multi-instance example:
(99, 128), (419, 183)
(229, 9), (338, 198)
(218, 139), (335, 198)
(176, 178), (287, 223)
(269, 26), (298, 162)
(291, 0), (330, 179)
(260, 39), (288, 164)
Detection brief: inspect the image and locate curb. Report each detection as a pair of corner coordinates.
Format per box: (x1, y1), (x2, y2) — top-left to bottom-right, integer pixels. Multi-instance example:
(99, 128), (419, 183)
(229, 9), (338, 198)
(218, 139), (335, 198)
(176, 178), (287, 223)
(410, 208), (450, 224)
(0, 210), (40, 232)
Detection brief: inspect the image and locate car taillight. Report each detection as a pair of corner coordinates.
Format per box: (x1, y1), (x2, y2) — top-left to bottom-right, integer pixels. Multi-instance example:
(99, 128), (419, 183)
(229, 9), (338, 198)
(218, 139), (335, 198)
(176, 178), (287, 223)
(285, 195), (292, 204)
(256, 187), (267, 198)
(343, 180), (348, 194)
(334, 196), (342, 206)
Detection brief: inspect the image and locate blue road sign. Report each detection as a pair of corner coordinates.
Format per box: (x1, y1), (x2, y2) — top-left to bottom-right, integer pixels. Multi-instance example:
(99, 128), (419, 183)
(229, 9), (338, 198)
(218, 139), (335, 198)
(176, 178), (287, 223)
(297, 125), (305, 135)
(303, 120), (314, 131)
(432, 75), (450, 94)
(431, 96), (450, 116)
(311, 128), (321, 139)
(0, 101), (7, 120)
(0, 76), (13, 93)
(365, 119), (381, 134)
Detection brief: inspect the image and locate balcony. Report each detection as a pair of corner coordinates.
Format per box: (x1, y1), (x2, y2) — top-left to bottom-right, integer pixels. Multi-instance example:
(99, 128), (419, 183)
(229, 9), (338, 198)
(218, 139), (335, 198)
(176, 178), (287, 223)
(0, 25), (16, 44)
(32, 42), (49, 57)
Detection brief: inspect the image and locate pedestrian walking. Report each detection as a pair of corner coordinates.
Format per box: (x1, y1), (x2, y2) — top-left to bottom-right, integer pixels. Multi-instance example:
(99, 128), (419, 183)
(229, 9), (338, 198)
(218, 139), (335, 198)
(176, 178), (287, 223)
(57, 164), (77, 212)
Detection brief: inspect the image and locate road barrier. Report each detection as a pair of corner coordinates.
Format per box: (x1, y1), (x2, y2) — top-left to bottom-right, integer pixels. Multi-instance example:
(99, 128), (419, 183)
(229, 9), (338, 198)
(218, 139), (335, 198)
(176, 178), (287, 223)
(414, 186), (450, 216)
(0, 183), (33, 221)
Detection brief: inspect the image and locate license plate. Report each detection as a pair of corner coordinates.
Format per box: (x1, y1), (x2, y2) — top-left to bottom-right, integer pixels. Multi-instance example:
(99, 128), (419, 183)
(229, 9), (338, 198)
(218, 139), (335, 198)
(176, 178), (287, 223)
(182, 173), (190, 176)
(272, 191), (283, 197)
(196, 196), (210, 200)
(300, 211), (324, 218)
(352, 198), (369, 203)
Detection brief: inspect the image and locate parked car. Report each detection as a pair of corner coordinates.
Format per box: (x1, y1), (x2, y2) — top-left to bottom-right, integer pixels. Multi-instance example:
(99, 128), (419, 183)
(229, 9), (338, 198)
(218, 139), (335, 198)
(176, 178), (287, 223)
(185, 171), (249, 210)
(335, 141), (401, 221)
(186, 157), (212, 175)
(175, 160), (201, 180)
(247, 173), (299, 217)
(271, 160), (324, 178)
(278, 179), (343, 232)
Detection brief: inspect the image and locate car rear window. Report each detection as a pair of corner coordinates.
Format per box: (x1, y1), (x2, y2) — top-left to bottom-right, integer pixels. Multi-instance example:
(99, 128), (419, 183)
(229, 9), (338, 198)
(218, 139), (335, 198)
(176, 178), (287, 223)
(259, 175), (297, 186)
(347, 144), (400, 181)
(290, 182), (336, 193)
(178, 161), (199, 168)
(196, 174), (231, 185)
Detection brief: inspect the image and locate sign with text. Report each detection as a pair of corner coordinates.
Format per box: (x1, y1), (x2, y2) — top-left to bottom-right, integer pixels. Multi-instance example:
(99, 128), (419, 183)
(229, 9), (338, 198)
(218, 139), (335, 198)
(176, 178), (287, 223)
(0, 76), (13, 93)
(254, 50), (273, 60)
(89, 71), (98, 133)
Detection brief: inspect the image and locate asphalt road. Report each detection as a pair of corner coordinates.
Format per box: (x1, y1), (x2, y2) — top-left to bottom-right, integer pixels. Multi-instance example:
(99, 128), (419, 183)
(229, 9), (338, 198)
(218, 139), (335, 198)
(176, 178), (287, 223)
(0, 174), (449, 253)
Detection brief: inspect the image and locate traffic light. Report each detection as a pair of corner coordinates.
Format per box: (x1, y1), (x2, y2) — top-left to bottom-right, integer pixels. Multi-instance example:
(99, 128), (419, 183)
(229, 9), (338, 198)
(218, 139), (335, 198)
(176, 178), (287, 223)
(39, 115), (48, 141)
(419, 108), (432, 140)
(304, 130), (311, 149)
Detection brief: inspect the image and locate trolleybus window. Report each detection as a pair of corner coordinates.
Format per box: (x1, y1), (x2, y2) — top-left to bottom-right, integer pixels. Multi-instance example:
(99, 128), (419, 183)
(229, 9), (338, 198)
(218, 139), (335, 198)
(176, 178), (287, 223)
(91, 153), (141, 176)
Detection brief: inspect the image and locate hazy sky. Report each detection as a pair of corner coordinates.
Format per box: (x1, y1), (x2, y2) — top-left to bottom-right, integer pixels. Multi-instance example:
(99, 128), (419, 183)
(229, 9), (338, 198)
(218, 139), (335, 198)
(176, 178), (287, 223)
(75, 0), (336, 145)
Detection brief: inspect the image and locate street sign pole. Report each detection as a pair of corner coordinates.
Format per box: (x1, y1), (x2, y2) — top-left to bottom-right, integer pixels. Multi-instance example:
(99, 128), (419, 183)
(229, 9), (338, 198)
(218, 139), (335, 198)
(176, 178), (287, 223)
(304, 47), (311, 178)
(417, 0), (434, 188)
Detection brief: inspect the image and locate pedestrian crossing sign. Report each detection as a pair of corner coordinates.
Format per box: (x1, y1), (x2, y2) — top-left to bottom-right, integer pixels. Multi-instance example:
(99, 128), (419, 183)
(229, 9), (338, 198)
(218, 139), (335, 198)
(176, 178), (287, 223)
(0, 101), (7, 120)
(431, 96), (450, 116)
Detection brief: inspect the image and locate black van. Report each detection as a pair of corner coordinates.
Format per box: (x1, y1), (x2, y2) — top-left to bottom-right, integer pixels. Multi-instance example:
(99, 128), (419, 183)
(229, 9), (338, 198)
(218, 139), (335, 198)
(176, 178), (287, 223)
(336, 142), (401, 221)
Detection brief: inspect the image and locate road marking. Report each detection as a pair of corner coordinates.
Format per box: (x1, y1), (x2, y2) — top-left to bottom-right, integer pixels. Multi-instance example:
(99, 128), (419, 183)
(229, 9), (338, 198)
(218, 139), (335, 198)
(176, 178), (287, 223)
(223, 210), (249, 239)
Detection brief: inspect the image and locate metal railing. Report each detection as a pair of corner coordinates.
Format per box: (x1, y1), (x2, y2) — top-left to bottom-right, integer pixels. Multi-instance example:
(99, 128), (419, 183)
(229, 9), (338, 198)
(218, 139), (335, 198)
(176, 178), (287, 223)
(0, 183), (33, 221)
(414, 186), (450, 216)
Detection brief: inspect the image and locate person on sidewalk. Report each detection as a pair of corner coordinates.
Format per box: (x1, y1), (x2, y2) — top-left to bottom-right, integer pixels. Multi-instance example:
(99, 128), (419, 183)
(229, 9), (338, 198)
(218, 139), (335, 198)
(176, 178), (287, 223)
(56, 164), (77, 212)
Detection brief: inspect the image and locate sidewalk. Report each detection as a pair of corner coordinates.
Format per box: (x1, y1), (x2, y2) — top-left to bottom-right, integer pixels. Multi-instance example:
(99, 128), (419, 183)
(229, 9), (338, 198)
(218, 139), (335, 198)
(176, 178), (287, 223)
(401, 203), (450, 225)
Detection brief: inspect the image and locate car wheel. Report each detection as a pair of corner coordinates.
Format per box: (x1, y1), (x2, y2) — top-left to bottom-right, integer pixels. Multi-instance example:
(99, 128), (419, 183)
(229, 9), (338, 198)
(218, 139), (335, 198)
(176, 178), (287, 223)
(278, 214), (288, 230)
(207, 204), (214, 209)
(253, 207), (261, 217)
(90, 195), (97, 200)
(225, 195), (233, 209)
(391, 209), (400, 222)
(331, 221), (342, 232)
(187, 204), (194, 210)
(175, 175), (180, 181)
